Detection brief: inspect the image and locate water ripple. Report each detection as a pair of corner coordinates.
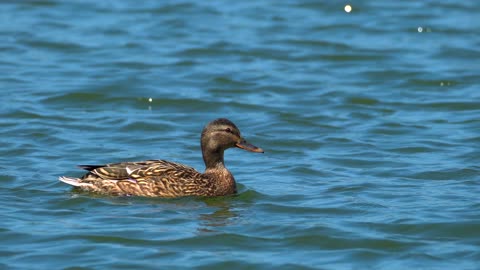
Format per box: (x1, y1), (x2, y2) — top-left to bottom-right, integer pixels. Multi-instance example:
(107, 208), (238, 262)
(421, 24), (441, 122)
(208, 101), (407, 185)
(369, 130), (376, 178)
(1, 0), (479, 269)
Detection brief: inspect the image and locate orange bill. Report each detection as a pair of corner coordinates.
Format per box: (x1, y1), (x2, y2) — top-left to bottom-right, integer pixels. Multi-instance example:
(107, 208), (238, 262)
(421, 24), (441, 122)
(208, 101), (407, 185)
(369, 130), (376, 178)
(236, 139), (264, 153)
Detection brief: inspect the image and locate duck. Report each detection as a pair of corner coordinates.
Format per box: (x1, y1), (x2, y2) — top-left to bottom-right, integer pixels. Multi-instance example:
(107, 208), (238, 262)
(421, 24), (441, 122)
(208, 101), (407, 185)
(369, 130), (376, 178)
(59, 118), (263, 197)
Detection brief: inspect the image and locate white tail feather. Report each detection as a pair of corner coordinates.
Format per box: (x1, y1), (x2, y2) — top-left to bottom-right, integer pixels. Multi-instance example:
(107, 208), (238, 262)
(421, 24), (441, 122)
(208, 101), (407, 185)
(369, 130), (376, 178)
(58, 176), (92, 187)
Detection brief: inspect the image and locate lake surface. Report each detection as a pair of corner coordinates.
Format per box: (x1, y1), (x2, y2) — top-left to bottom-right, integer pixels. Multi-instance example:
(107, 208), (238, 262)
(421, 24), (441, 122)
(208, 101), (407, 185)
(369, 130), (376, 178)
(1, 1), (479, 269)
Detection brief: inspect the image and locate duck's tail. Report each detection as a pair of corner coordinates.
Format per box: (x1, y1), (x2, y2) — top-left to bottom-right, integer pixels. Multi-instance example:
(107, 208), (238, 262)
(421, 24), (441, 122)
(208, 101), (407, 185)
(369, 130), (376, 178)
(58, 176), (93, 188)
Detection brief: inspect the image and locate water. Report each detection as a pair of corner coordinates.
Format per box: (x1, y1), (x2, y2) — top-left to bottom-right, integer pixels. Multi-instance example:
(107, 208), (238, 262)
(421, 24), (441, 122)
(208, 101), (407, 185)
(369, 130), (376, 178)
(1, 1), (479, 269)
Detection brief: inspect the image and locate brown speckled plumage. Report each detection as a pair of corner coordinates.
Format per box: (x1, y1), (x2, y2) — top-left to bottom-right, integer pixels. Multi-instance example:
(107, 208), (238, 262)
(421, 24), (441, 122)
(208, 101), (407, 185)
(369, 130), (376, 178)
(59, 118), (263, 197)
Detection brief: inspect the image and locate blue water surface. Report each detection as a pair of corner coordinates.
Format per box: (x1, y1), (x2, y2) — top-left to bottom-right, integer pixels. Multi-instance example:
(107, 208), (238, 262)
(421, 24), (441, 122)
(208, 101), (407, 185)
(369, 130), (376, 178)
(1, 1), (479, 269)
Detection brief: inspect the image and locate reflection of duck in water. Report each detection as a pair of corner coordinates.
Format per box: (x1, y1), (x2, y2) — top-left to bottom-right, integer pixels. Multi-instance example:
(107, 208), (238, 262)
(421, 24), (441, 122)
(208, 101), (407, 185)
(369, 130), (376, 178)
(59, 118), (263, 197)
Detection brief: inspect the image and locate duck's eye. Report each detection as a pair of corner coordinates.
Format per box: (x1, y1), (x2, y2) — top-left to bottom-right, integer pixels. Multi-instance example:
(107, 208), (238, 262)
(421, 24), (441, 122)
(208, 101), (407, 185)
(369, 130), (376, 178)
(225, 128), (232, 133)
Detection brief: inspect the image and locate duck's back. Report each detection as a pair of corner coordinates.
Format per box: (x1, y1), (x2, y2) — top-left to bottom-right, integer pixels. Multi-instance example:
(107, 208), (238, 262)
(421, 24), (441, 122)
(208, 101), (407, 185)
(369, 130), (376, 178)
(74, 160), (217, 197)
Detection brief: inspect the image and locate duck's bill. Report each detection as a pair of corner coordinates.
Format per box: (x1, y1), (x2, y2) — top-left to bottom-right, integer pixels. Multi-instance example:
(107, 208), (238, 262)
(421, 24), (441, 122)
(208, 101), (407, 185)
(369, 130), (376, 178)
(236, 140), (264, 153)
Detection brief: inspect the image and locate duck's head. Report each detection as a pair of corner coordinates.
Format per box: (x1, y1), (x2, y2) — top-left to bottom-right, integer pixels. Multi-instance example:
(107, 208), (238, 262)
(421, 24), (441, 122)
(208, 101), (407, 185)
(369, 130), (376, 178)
(201, 118), (263, 168)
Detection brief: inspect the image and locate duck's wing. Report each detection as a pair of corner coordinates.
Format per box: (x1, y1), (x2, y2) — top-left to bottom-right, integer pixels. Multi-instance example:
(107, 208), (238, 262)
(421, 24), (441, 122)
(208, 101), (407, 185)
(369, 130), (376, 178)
(78, 160), (172, 180)
(123, 160), (214, 197)
(127, 160), (200, 180)
(76, 160), (212, 197)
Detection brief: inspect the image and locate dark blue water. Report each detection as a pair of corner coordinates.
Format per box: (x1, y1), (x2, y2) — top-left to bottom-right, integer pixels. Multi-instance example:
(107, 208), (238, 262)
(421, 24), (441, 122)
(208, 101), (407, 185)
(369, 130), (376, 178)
(1, 1), (479, 269)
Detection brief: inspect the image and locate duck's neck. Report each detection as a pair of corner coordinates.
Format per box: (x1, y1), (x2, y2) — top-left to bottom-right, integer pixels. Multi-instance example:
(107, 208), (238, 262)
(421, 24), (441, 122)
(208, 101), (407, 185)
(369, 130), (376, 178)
(202, 147), (225, 170)
(202, 148), (236, 195)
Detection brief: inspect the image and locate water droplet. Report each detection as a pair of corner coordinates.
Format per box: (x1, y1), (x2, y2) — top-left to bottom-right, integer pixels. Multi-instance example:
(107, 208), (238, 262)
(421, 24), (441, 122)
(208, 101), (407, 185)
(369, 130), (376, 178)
(418, 27), (423, 32)
(148, 98), (153, 102)
(344, 5), (352, 13)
